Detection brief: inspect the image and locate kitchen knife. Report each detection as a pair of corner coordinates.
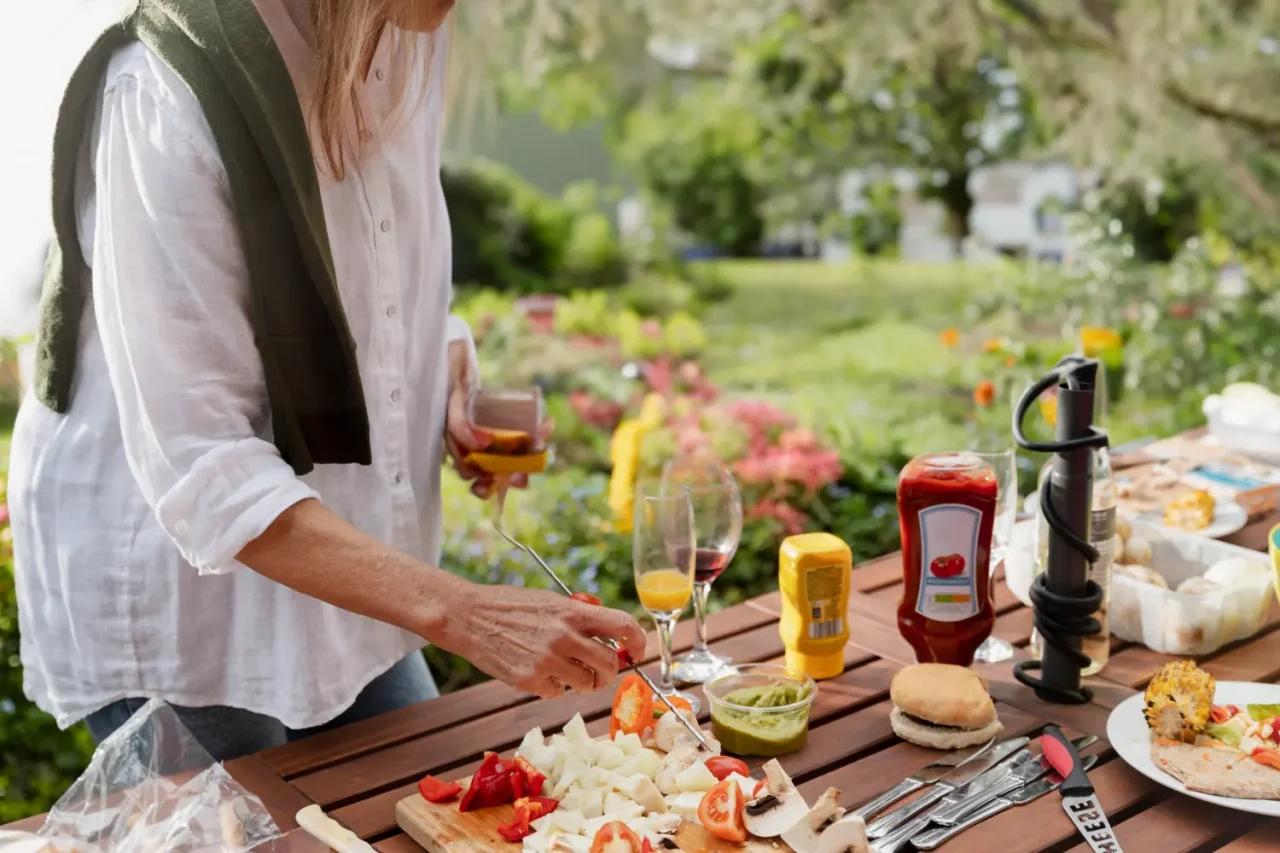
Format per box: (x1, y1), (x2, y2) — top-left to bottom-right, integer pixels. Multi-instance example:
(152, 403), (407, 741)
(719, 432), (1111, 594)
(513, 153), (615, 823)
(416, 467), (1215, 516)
(1042, 726), (1125, 853)
(864, 736), (1029, 838)
(908, 755), (1100, 851)
(928, 734), (1097, 827)
(850, 738), (996, 822)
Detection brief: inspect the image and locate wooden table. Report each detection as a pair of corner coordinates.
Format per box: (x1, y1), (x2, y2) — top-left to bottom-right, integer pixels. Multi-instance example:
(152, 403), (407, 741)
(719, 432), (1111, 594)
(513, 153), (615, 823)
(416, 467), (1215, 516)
(8, 509), (1280, 850)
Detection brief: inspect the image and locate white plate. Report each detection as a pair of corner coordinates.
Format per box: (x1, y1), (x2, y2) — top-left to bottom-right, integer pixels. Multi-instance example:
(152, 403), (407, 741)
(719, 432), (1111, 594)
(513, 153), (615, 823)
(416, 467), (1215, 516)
(1107, 681), (1280, 817)
(1132, 499), (1249, 540)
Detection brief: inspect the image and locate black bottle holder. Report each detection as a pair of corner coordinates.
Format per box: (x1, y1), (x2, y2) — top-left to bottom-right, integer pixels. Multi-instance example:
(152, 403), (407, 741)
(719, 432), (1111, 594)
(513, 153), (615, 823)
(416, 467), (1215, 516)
(1012, 355), (1108, 704)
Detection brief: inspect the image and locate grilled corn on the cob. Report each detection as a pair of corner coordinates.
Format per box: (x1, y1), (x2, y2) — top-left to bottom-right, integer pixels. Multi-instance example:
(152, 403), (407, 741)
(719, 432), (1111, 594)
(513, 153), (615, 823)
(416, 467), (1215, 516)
(1144, 660), (1215, 743)
(1164, 489), (1215, 532)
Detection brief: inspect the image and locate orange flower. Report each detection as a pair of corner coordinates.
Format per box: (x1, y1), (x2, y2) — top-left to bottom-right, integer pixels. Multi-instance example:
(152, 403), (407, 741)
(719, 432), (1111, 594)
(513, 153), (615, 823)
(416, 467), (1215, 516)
(982, 338), (1003, 353)
(1080, 326), (1122, 357)
(940, 328), (960, 348)
(1004, 355), (1017, 367)
(973, 380), (996, 407)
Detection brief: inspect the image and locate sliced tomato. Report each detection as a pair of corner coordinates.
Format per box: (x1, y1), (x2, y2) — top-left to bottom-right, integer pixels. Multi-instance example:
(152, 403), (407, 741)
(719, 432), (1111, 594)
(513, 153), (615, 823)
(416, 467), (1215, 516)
(1225, 704), (1242, 718)
(512, 756), (547, 796)
(752, 778), (767, 799)
(1253, 748), (1280, 770)
(611, 674), (655, 737)
(590, 821), (644, 853)
(571, 592), (604, 606)
(641, 840), (653, 853)
(704, 756), (750, 782)
(1210, 704), (1234, 724)
(698, 779), (747, 842)
(416, 774), (462, 803)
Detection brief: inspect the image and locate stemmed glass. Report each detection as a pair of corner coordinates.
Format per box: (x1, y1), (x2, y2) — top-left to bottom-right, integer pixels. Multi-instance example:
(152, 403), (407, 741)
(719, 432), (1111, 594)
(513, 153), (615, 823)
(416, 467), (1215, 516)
(970, 448), (1019, 664)
(633, 482), (701, 712)
(661, 459), (744, 684)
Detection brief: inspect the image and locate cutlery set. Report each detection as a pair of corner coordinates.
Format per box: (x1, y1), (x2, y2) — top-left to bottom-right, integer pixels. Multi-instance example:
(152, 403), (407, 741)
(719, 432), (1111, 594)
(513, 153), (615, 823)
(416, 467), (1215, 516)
(857, 728), (1119, 852)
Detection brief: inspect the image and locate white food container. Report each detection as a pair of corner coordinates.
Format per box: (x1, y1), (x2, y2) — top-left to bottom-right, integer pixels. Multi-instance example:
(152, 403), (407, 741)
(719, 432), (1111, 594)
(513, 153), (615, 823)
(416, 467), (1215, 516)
(1006, 519), (1274, 656)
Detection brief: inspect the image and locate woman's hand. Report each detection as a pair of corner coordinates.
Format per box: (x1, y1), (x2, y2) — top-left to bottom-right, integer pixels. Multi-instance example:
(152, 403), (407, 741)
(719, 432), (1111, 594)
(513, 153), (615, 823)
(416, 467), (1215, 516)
(433, 583), (648, 698)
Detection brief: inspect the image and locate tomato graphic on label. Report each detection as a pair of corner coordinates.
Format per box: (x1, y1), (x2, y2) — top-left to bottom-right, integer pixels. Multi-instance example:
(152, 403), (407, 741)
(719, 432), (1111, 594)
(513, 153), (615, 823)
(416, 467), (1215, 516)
(929, 554), (966, 578)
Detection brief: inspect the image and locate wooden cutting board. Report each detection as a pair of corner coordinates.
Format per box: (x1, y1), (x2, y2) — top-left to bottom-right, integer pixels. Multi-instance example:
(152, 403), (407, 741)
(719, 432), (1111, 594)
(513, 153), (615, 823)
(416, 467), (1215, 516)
(395, 783), (790, 853)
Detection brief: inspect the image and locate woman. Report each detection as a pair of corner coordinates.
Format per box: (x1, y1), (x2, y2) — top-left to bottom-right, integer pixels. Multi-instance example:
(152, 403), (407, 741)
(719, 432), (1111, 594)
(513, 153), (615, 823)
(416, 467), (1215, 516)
(7, 0), (645, 761)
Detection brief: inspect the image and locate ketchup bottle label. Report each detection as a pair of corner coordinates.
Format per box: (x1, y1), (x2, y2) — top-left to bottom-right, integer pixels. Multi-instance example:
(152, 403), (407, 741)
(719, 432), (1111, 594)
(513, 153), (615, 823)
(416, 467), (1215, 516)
(915, 504), (982, 622)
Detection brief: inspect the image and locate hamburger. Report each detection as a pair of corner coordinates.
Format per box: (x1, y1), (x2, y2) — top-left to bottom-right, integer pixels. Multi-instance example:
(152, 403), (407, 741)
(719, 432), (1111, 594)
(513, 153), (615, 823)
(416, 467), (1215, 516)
(889, 664), (1003, 750)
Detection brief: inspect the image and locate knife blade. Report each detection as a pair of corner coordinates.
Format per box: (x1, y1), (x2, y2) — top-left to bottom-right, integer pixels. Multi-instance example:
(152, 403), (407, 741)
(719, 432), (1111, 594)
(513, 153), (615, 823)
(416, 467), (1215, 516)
(907, 755), (1099, 851)
(865, 736), (1029, 838)
(1042, 726), (1125, 853)
(851, 738), (996, 822)
(929, 734), (1096, 827)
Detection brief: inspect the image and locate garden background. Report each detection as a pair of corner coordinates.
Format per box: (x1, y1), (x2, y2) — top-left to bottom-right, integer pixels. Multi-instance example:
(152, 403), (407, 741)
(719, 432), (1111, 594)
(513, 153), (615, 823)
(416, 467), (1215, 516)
(3, 0), (1280, 822)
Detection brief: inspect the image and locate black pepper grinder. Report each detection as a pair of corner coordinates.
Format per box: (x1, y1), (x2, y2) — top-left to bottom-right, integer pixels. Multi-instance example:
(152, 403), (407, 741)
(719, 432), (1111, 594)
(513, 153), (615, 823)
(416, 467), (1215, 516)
(1012, 356), (1108, 704)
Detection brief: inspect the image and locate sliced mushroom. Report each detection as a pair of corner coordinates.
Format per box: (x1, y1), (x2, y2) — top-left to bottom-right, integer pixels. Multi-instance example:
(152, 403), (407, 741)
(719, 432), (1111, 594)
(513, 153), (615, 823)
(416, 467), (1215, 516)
(651, 812), (683, 835)
(743, 760), (810, 838)
(615, 773), (667, 814)
(780, 787), (844, 853)
(653, 709), (699, 752)
(655, 742), (701, 794)
(815, 816), (870, 853)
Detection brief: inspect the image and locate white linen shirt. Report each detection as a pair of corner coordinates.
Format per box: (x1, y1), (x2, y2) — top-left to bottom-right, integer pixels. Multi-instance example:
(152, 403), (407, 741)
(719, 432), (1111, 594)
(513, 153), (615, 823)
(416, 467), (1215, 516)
(7, 0), (469, 730)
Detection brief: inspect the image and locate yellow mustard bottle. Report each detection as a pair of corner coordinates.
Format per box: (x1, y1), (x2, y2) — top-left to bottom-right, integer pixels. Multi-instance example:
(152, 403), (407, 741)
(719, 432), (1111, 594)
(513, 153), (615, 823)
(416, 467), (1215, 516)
(779, 533), (852, 680)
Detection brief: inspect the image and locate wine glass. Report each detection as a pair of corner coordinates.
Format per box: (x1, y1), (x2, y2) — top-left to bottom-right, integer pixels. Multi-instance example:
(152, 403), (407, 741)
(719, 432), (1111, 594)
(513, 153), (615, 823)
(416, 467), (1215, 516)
(633, 482), (701, 712)
(661, 459), (744, 684)
(970, 448), (1018, 664)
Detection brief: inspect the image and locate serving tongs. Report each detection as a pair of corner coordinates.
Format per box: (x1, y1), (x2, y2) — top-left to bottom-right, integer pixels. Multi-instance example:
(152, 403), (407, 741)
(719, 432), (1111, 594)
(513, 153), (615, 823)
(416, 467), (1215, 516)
(491, 480), (713, 752)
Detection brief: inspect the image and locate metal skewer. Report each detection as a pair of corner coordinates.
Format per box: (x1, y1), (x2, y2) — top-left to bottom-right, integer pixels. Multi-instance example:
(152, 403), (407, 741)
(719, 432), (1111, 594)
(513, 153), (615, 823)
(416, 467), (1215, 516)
(492, 493), (712, 751)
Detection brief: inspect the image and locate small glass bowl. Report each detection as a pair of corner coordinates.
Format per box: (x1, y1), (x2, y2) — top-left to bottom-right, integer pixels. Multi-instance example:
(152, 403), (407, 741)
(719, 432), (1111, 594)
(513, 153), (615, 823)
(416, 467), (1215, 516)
(705, 664), (816, 757)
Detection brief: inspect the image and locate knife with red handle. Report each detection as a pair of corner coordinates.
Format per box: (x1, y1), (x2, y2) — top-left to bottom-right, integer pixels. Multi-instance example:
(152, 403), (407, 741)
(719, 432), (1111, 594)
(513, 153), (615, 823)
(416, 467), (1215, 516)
(1041, 726), (1124, 853)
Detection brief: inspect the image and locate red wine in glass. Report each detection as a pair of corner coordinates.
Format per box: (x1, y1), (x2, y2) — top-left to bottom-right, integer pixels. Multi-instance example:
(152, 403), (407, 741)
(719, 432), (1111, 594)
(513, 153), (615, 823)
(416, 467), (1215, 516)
(693, 547), (730, 584)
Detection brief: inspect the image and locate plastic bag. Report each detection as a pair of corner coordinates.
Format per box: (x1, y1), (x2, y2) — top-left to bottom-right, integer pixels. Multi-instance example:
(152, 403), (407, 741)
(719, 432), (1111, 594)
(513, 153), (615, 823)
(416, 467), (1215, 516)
(2, 700), (285, 853)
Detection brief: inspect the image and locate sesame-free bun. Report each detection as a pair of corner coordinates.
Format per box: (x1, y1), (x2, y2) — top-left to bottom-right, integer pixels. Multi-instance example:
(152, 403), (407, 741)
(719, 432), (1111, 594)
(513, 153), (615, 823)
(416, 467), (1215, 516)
(890, 664), (998, 729)
(890, 708), (1003, 750)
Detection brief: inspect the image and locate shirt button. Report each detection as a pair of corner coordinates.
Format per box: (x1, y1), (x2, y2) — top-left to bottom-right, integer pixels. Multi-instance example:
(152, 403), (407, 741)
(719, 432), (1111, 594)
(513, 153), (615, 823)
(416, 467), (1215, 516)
(386, 304), (398, 318)
(375, 68), (386, 81)
(393, 472), (403, 485)
(174, 520), (189, 536)
(380, 219), (392, 233)
(360, 129), (373, 143)
(390, 388), (401, 403)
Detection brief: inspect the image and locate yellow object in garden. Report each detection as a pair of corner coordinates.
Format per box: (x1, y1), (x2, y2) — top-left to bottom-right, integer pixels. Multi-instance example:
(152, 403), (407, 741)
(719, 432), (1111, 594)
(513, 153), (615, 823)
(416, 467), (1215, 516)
(1040, 393), (1058, 426)
(981, 337), (1003, 354)
(608, 394), (668, 533)
(939, 328), (960, 348)
(1080, 326), (1122, 357)
(636, 568), (693, 613)
(778, 532), (852, 680)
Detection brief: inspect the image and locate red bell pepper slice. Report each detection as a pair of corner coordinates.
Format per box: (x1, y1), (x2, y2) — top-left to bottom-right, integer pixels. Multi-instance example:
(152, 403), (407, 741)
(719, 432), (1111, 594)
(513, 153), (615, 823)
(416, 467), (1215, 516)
(496, 796), (561, 843)
(512, 756), (547, 796)
(460, 752), (514, 812)
(417, 774), (462, 803)
(496, 811), (531, 842)
(509, 766), (528, 800)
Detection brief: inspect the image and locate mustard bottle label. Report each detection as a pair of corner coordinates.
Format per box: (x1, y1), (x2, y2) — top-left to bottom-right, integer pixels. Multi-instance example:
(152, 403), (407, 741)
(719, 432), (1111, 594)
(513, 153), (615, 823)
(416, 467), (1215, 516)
(803, 563), (846, 640)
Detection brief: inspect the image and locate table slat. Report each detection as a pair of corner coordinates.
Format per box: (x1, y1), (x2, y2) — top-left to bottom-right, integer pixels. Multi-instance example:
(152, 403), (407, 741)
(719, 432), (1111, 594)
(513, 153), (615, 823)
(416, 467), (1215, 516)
(222, 755), (314, 833)
(1063, 795), (1258, 853)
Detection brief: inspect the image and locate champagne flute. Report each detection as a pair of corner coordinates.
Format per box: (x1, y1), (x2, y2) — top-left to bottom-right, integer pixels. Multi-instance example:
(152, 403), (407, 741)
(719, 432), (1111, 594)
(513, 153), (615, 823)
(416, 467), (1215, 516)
(969, 448), (1018, 664)
(661, 459), (743, 684)
(633, 482), (700, 711)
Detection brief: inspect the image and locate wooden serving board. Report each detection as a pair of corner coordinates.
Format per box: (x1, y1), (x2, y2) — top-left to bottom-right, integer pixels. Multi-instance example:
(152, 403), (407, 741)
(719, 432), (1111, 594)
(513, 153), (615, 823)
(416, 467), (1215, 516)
(395, 783), (789, 853)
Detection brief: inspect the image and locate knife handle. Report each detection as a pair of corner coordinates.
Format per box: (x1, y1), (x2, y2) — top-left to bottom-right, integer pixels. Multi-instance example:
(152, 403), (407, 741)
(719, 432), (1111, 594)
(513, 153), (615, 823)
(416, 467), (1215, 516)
(1042, 725), (1093, 798)
(852, 777), (923, 821)
(869, 812), (932, 853)
(865, 784), (949, 838)
(910, 797), (1013, 851)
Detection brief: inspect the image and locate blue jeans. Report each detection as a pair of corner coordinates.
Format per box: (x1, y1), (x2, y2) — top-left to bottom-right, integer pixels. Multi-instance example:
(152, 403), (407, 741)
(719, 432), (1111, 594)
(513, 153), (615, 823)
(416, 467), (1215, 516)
(83, 652), (438, 762)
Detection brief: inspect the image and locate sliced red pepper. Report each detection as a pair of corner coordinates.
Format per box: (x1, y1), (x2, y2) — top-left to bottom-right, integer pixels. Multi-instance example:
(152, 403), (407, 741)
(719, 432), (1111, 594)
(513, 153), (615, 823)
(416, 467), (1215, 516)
(652, 695), (693, 719)
(514, 796), (559, 821)
(460, 752), (514, 812)
(417, 773), (462, 803)
(642, 839), (654, 853)
(512, 756), (547, 797)
(509, 767), (528, 800)
(611, 673), (655, 737)
(1253, 748), (1280, 770)
(496, 810), (531, 842)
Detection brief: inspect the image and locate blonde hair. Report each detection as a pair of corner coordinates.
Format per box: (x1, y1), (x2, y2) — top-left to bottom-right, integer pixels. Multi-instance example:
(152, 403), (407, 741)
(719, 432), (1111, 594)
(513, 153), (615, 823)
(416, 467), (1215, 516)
(309, 0), (447, 180)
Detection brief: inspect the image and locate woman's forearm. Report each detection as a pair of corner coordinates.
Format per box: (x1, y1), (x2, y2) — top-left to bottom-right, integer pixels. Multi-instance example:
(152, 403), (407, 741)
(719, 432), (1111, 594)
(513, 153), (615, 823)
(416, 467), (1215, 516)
(237, 498), (456, 638)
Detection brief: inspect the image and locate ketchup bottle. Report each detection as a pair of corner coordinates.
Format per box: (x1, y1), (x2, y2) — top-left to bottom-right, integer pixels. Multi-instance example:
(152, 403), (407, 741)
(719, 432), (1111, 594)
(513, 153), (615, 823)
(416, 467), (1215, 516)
(897, 453), (998, 666)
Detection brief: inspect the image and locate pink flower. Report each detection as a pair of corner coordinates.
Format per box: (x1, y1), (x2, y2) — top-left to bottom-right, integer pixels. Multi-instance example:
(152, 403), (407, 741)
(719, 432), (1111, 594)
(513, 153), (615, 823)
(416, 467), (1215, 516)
(0, 505), (8, 526)
(779, 429), (820, 453)
(748, 499), (807, 535)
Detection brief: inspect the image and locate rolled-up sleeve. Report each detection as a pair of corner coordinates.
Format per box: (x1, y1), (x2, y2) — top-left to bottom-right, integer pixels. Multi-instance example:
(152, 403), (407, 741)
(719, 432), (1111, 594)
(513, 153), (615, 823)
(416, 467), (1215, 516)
(89, 72), (317, 574)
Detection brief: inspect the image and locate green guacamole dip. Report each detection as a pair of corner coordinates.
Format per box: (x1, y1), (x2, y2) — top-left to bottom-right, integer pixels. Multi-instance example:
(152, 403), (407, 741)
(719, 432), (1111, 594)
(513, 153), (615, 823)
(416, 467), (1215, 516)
(710, 683), (812, 757)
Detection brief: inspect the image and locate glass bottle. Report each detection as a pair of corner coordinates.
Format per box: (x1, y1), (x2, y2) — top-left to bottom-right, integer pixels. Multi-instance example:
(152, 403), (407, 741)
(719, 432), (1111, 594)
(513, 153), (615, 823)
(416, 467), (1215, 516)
(1031, 443), (1115, 675)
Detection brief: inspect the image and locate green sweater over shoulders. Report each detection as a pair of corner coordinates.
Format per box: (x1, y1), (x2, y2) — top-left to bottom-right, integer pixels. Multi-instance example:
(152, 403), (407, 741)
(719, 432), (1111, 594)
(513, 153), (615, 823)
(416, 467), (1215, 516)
(35, 0), (370, 475)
